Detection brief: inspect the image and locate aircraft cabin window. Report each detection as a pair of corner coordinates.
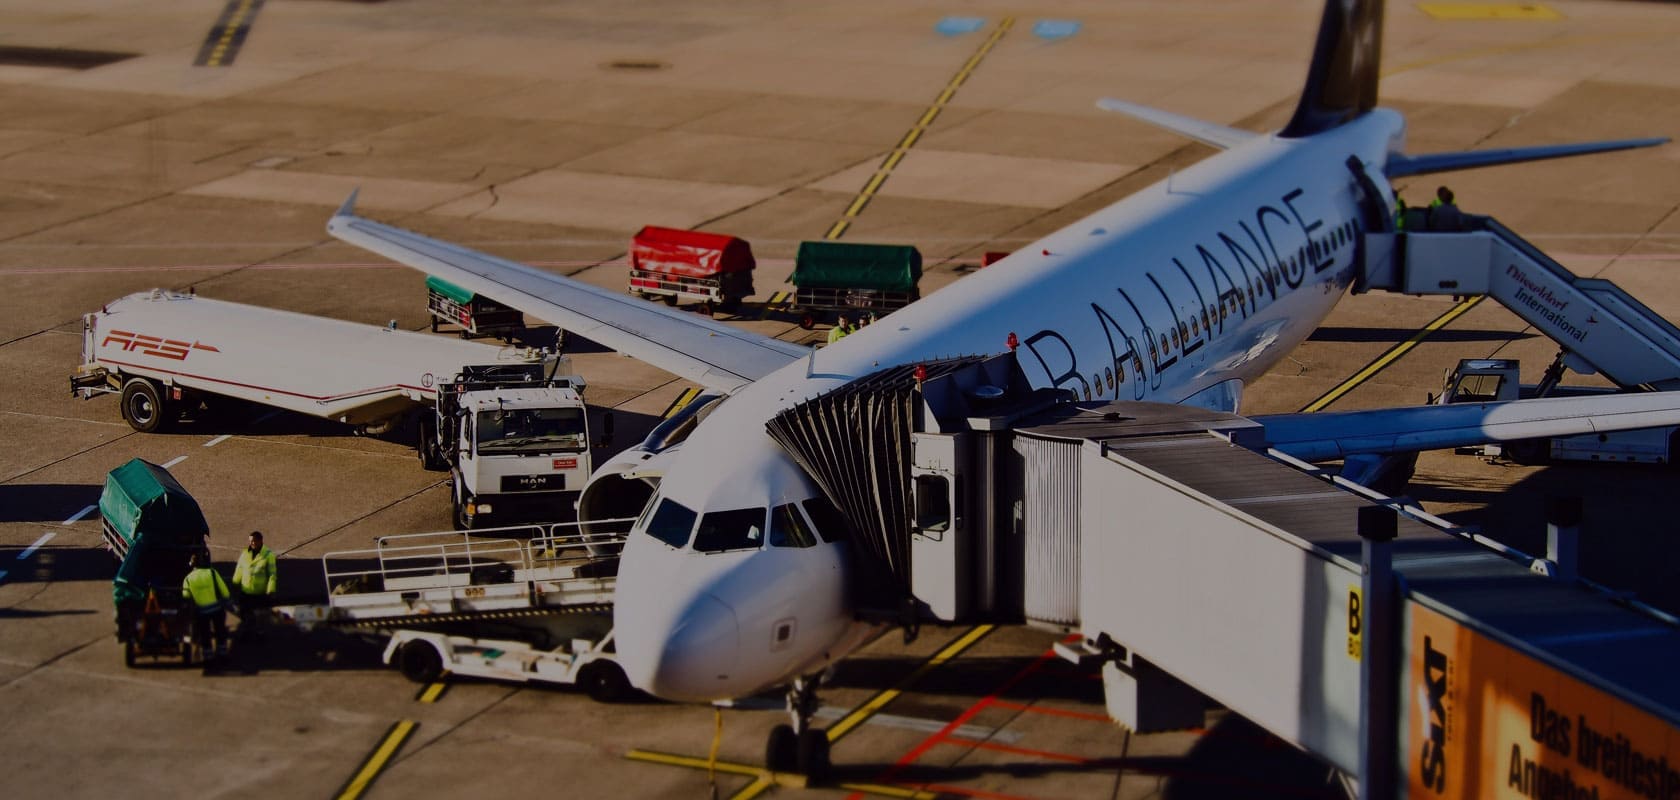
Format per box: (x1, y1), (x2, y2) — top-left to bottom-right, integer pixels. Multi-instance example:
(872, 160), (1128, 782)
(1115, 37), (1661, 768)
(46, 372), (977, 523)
(769, 504), (818, 548)
(915, 474), (952, 533)
(800, 496), (852, 543)
(694, 507), (768, 553)
(645, 498), (699, 549)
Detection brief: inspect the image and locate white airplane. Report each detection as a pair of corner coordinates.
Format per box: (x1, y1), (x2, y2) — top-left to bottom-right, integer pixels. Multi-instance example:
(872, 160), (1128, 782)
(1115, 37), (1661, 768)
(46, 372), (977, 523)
(328, 0), (1672, 777)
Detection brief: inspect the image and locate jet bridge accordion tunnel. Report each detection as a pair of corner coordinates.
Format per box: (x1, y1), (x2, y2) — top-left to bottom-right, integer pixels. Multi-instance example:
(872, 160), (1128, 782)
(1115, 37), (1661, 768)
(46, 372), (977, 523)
(765, 351), (1072, 629)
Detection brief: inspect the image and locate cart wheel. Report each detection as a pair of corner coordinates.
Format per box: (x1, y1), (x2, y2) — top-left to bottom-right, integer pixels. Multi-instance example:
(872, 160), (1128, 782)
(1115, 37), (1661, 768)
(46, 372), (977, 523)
(123, 640), (137, 669)
(180, 640), (194, 667)
(119, 378), (169, 433)
(579, 661), (631, 703)
(799, 314), (815, 330)
(696, 303), (713, 317)
(662, 294), (678, 306)
(397, 640), (444, 684)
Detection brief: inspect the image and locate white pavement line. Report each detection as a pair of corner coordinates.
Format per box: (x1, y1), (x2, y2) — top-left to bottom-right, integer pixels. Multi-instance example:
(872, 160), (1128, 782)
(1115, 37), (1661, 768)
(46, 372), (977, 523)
(63, 505), (97, 525)
(160, 455), (188, 469)
(19, 532), (55, 560)
(204, 434), (232, 448)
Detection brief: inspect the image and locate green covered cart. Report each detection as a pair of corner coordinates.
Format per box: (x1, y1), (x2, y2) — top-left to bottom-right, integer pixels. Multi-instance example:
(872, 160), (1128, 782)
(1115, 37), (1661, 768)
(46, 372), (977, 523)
(427, 276), (527, 342)
(102, 458), (210, 666)
(789, 241), (922, 329)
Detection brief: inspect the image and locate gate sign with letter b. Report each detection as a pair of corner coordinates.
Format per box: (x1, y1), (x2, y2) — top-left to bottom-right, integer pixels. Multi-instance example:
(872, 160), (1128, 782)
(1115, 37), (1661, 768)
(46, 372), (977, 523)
(1347, 585), (1363, 661)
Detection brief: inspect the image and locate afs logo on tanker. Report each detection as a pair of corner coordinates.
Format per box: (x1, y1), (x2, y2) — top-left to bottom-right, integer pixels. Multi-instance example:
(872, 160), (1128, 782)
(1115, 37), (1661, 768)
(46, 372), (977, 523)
(102, 330), (220, 361)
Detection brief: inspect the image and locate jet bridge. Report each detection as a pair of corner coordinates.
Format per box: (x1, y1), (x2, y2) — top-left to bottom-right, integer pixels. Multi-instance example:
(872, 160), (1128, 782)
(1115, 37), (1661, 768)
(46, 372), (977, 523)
(1361, 216), (1680, 389)
(769, 353), (1680, 795)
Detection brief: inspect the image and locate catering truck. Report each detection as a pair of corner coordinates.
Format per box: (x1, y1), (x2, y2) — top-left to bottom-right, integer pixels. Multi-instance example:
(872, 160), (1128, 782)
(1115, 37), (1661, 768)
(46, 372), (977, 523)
(72, 289), (596, 528)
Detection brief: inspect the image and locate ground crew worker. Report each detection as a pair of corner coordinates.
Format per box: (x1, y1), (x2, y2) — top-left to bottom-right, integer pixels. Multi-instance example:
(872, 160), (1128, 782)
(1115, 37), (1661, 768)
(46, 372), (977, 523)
(233, 530), (278, 627)
(826, 314), (855, 345)
(1428, 186), (1466, 232)
(181, 551), (230, 657)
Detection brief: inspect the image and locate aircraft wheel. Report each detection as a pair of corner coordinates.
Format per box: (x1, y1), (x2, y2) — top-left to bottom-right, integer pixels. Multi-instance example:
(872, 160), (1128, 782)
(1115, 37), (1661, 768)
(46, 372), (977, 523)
(579, 660), (631, 703)
(765, 725), (798, 773)
(120, 378), (168, 433)
(797, 729), (831, 781)
(397, 640), (444, 684)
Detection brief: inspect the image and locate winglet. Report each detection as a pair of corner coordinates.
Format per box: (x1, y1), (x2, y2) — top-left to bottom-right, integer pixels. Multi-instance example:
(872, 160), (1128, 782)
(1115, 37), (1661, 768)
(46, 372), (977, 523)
(335, 188), (360, 219)
(1386, 137), (1670, 178)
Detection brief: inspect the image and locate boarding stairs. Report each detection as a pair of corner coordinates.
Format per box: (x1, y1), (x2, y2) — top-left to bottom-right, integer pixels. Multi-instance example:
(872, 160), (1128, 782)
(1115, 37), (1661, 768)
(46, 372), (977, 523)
(280, 519), (632, 630)
(1362, 216), (1680, 390)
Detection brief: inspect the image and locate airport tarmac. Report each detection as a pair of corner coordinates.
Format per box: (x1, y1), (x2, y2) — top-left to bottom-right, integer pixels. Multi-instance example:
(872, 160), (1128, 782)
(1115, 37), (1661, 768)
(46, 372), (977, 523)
(3, 1), (1680, 797)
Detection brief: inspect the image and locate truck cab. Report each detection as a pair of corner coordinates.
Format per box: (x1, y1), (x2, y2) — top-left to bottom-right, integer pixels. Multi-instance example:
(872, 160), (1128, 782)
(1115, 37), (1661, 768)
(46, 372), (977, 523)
(435, 362), (595, 529)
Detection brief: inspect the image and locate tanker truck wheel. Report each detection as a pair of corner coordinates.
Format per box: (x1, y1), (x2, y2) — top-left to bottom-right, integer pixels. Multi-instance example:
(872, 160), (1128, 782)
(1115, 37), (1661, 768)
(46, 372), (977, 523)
(120, 378), (169, 433)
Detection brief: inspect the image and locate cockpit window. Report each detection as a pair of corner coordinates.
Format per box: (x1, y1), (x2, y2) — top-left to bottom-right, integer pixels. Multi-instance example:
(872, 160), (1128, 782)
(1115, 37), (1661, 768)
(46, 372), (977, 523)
(693, 507), (767, 553)
(769, 504), (818, 548)
(644, 499), (698, 549)
(798, 496), (851, 543)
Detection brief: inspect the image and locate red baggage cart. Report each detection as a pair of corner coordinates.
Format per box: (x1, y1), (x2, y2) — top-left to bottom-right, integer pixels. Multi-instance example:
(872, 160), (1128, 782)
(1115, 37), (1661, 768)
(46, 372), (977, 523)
(628, 226), (755, 315)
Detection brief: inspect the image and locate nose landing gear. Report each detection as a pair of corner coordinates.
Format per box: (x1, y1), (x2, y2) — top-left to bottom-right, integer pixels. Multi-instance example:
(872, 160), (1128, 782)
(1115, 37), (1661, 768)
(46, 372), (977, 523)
(765, 675), (830, 782)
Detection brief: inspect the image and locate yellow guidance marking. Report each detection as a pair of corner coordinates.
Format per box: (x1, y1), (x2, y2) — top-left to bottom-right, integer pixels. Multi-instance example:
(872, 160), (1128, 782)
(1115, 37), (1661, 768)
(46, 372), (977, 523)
(198, 0), (260, 67)
(625, 750), (935, 800)
(758, 290), (789, 320)
(661, 386), (702, 419)
(826, 624), (994, 743)
(417, 682), (447, 703)
(335, 720), (417, 800)
(1417, 3), (1562, 21)
(824, 18), (1015, 241)
(1299, 296), (1483, 413)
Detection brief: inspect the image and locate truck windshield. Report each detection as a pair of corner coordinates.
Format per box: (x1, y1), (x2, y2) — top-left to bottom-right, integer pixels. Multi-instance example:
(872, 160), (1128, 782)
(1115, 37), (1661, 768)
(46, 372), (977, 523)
(476, 408), (587, 454)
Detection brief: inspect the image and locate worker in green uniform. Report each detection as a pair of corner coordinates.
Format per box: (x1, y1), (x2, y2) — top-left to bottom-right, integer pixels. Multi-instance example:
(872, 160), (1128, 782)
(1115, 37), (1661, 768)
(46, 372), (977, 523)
(182, 551), (231, 658)
(232, 530), (278, 631)
(826, 314), (856, 345)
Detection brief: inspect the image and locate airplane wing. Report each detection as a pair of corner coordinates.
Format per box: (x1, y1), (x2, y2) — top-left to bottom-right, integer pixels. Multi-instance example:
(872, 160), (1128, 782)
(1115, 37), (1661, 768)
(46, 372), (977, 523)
(1251, 392), (1680, 461)
(326, 193), (809, 393)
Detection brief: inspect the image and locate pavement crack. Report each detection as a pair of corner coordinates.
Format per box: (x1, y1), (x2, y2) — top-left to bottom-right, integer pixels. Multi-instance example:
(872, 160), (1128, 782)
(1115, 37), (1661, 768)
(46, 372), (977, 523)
(280, 478), (449, 556)
(0, 633), (107, 691)
(397, 685), (522, 762)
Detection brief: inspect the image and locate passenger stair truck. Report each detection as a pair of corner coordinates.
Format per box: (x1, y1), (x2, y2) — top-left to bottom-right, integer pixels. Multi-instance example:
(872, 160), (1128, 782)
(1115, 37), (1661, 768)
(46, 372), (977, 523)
(277, 520), (636, 702)
(627, 225), (755, 315)
(1362, 213), (1680, 462)
(71, 289), (596, 529)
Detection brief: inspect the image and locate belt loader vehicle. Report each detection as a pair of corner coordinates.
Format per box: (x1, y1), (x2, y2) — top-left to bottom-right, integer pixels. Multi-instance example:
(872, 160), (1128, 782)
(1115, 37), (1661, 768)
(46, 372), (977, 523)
(279, 521), (635, 701)
(72, 289), (598, 528)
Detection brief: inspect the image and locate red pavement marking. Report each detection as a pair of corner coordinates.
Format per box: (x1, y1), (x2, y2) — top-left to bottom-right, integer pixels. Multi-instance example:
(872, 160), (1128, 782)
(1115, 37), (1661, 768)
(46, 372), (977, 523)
(987, 700), (1110, 724)
(939, 736), (1089, 764)
(844, 648), (1062, 800)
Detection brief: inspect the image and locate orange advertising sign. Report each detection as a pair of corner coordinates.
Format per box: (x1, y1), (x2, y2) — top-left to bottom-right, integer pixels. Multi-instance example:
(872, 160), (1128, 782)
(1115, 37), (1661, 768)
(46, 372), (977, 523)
(1405, 603), (1680, 799)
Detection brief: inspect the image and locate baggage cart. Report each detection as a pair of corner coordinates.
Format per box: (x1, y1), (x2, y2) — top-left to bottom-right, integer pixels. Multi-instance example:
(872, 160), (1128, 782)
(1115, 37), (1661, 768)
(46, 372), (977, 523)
(427, 276), (526, 342)
(628, 226), (755, 315)
(789, 241), (921, 329)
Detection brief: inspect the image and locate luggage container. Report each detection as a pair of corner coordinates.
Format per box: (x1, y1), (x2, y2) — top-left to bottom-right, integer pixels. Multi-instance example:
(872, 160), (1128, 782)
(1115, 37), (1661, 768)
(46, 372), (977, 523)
(628, 226), (755, 315)
(789, 241), (921, 329)
(427, 276), (526, 342)
(101, 458), (210, 667)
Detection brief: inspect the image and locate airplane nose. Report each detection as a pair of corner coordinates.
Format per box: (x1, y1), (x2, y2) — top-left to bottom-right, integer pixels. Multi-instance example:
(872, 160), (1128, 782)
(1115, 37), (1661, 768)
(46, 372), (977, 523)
(622, 592), (741, 702)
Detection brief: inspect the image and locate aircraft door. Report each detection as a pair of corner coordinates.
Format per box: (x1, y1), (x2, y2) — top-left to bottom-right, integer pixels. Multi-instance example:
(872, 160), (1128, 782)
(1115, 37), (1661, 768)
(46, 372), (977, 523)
(910, 431), (971, 622)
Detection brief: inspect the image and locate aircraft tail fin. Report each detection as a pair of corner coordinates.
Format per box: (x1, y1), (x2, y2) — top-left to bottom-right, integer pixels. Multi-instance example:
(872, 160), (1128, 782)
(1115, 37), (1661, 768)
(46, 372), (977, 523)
(1279, 0), (1384, 139)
